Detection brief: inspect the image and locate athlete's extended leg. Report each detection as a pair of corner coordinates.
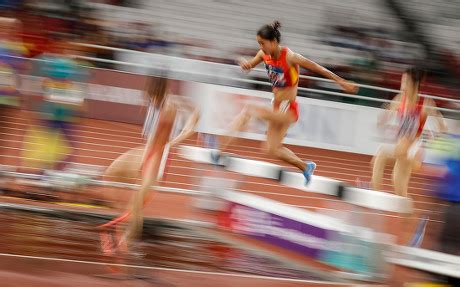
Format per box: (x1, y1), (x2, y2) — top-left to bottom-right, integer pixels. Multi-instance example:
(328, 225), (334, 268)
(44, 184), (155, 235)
(371, 147), (392, 191)
(219, 105), (253, 151)
(263, 121), (316, 183)
(264, 121), (305, 170)
(104, 146), (144, 184)
(257, 107), (316, 182)
(393, 137), (416, 197)
(393, 157), (412, 198)
(392, 141), (418, 246)
(220, 104), (294, 150)
(218, 103), (315, 182)
(124, 105), (176, 247)
(124, 147), (162, 245)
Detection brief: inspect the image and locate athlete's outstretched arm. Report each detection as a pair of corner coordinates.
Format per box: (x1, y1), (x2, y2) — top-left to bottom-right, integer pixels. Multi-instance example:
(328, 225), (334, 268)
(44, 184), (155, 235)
(424, 98), (447, 134)
(377, 94), (402, 128)
(288, 52), (358, 94)
(239, 50), (264, 71)
(168, 98), (200, 147)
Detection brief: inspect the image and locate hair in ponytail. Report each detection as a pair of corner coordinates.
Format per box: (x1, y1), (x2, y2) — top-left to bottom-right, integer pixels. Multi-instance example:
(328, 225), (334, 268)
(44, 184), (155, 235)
(257, 20), (281, 42)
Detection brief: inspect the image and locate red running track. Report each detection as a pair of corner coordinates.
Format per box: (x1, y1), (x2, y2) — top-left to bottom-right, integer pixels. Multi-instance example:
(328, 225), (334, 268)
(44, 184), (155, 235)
(0, 112), (446, 286)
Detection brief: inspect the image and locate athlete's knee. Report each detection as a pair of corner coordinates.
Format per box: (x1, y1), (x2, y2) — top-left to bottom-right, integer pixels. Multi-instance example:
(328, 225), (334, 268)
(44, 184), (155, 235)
(103, 166), (122, 181)
(378, 144), (395, 157)
(395, 138), (413, 159)
(394, 147), (409, 160)
(104, 158), (140, 182)
(104, 159), (121, 176)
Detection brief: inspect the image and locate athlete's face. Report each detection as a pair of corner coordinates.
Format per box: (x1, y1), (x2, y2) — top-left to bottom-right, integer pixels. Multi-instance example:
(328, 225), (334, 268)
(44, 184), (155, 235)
(257, 36), (278, 55)
(400, 72), (407, 92)
(402, 72), (418, 99)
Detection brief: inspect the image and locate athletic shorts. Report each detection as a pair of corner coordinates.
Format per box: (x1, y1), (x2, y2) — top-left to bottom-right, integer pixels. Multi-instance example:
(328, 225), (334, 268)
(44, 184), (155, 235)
(380, 138), (423, 161)
(273, 100), (299, 122)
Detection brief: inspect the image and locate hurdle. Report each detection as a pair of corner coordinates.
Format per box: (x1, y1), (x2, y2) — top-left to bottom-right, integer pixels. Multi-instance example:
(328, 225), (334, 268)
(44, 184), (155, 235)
(0, 144), (413, 215)
(0, 144), (411, 214)
(386, 245), (460, 279)
(178, 145), (412, 213)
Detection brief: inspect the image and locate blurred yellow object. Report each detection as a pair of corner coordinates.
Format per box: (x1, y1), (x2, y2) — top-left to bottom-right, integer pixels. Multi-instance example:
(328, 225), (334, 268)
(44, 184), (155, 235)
(404, 283), (451, 287)
(56, 202), (101, 209)
(21, 126), (71, 169)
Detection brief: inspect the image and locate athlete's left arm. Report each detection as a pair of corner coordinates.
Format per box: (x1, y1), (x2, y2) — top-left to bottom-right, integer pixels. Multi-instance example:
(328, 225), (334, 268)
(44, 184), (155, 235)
(168, 96), (200, 147)
(424, 98), (448, 134)
(288, 51), (358, 94)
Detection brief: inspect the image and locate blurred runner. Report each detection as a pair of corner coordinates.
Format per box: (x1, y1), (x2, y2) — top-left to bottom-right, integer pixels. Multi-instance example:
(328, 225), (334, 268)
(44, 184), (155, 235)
(100, 75), (199, 257)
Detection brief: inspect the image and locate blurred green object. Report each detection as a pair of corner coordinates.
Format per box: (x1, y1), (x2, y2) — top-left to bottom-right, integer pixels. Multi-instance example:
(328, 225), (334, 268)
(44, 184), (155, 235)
(321, 231), (372, 274)
(0, 95), (19, 106)
(0, 57), (20, 107)
(425, 134), (459, 159)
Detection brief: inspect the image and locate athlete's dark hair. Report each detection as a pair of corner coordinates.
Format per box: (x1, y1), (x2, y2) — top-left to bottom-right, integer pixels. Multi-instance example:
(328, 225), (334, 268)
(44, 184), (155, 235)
(257, 20), (281, 42)
(146, 76), (168, 107)
(405, 67), (426, 88)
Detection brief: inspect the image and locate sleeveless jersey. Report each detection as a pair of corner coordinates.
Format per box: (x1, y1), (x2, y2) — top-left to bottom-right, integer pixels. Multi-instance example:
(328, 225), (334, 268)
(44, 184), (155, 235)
(263, 47), (299, 89)
(397, 94), (427, 139)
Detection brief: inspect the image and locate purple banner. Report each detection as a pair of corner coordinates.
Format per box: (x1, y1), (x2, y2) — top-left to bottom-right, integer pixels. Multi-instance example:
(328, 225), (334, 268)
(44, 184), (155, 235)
(220, 202), (338, 259)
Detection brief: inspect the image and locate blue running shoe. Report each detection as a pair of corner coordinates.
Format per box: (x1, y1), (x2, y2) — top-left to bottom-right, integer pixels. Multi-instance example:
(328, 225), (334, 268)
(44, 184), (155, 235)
(409, 216), (429, 247)
(210, 149), (221, 165)
(202, 133), (222, 165)
(303, 161), (316, 185)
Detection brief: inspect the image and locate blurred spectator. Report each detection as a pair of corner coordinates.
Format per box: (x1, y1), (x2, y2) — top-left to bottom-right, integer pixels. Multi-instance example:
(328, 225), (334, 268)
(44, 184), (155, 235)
(0, 17), (26, 100)
(34, 34), (86, 170)
(0, 0), (456, 108)
(0, 16), (25, 163)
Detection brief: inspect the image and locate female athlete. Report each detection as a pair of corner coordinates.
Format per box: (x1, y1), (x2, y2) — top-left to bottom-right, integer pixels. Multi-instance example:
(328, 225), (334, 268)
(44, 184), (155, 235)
(101, 75), (199, 252)
(371, 67), (446, 198)
(218, 21), (358, 183)
(104, 75), (199, 185)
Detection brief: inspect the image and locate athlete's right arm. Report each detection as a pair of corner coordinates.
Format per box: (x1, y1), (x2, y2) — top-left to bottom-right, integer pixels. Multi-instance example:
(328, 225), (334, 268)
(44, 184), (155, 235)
(424, 98), (448, 134)
(168, 97), (200, 147)
(239, 50), (264, 71)
(387, 94), (401, 111)
(378, 94), (401, 128)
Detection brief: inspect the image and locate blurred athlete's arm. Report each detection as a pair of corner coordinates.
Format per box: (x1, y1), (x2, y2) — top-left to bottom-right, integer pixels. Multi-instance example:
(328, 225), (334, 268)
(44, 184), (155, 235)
(239, 50), (264, 71)
(424, 98), (447, 134)
(168, 97), (200, 147)
(288, 50), (358, 94)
